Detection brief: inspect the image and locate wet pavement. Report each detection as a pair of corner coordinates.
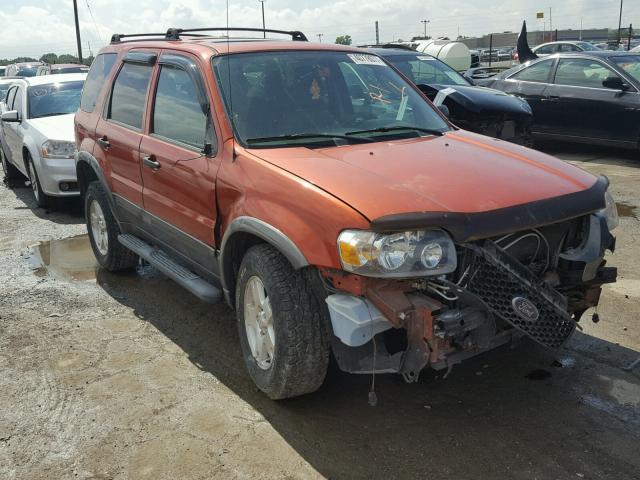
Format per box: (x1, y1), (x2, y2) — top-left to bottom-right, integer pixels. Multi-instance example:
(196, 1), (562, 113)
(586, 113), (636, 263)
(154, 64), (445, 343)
(0, 141), (639, 480)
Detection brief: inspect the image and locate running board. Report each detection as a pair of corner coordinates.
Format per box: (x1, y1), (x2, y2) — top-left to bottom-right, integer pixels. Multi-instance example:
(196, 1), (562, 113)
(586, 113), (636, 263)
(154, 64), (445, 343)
(118, 234), (221, 303)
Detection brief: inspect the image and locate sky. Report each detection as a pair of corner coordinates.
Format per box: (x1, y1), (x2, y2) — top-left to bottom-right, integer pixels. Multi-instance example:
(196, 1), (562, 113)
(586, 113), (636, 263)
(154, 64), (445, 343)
(1, 0), (638, 58)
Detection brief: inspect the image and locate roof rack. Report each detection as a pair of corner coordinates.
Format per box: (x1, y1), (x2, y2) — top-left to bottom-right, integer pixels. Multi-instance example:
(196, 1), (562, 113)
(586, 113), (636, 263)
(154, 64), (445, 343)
(164, 27), (308, 42)
(110, 33), (168, 43)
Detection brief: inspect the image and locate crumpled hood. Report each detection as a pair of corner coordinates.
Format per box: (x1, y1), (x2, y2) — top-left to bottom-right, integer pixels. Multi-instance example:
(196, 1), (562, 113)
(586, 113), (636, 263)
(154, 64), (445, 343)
(423, 84), (533, 116)
(26, 113), (75, 142)
(246, 130), (598, 222)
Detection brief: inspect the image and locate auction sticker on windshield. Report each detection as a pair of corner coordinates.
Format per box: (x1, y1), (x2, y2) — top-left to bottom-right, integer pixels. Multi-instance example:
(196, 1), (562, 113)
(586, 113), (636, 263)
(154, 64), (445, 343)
(347, 54), (386, 66)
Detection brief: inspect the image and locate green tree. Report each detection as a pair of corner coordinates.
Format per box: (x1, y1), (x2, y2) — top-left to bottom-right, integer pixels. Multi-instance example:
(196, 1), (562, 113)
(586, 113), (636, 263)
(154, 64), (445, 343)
(335, 35), (352, 45)
(57, 54), (79, 64)
(40, 53), (58, 64)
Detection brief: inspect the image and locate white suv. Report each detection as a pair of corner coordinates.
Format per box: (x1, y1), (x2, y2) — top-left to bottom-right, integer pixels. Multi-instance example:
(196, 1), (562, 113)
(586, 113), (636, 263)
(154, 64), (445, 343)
(0, 73), (86, 207)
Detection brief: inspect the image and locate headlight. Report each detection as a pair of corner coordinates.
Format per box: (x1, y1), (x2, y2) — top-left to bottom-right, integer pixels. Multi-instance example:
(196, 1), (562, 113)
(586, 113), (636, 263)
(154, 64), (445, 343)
(41, 140), (76, 159)
(602, 191), (619, 231)
(338, 229), (457, 278)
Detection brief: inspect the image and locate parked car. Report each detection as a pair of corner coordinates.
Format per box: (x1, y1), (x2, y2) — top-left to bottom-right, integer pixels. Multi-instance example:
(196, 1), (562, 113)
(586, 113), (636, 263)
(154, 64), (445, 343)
(477, 52), (640, 149)
(533, 41), (602, 56)
(0, 73), (86, 205)
(36, 63), (90, 75)
(0, 66), (6, 76)
(371, 48), (533, 144)
(75, 28), (617, 399)
(4, 62), (45, 77)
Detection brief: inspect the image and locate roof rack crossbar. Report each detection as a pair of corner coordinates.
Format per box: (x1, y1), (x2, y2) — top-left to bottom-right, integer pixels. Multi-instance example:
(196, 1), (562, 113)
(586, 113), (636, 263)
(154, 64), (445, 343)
(110, 33), (168, 43)
(165, 27), (308, 42)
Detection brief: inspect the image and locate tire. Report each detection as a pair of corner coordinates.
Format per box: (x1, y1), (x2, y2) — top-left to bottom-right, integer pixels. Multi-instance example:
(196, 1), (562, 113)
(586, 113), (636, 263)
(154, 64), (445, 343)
(236, 244), (330, 400)
(1, 144), (20, 185)
(85, 181), (138, 271)
(26, 152), (51, 208)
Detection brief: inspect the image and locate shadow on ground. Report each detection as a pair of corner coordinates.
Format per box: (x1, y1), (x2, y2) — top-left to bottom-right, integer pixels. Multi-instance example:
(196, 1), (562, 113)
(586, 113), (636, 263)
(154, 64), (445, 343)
(4, 179), (83, 224)
(96, 266), (640, 479)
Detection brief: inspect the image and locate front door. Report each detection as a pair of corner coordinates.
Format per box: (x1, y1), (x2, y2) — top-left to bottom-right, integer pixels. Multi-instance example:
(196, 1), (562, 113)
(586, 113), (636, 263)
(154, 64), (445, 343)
(139, 53), (220, 272)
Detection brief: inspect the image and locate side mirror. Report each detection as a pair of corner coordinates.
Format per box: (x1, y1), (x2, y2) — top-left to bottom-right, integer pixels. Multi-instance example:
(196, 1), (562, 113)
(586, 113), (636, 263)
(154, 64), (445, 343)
(1, 110), (20, 123)
(437, 104), (450, 118)
(602, 76), (629, 91)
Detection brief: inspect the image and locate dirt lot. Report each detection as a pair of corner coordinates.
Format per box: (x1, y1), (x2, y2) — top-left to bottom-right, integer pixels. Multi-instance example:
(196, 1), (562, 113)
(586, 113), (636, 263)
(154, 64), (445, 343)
(1, 142), (639, 480)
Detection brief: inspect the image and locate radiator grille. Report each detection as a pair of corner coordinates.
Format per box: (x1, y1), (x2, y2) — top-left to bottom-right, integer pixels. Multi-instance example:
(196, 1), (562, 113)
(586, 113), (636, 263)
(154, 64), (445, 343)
(463, 242), (575, 349)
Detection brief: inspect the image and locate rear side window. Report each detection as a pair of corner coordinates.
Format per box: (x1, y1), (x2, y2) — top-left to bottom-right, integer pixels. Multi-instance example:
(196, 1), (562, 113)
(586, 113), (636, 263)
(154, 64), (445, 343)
(152, 66), (208, 149)
(108, 62), (153, 130)
(80, 53), (117, 112)
(510, 59), (554, 83)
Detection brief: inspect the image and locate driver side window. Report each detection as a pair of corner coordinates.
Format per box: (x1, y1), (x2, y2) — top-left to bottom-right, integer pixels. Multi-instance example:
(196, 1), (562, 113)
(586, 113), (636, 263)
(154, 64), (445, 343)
(554, 59), (620, 88)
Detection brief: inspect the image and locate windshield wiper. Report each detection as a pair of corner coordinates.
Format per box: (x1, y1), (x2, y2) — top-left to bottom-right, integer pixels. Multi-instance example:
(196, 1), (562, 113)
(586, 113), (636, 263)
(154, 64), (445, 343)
(346, 126), (446, 137)
(246, 133), (375, 145)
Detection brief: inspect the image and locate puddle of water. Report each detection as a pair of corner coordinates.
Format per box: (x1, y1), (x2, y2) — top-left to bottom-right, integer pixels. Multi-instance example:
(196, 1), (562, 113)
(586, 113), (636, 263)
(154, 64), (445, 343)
(28, 235), (98, 282)
(616, 202), (638, 220)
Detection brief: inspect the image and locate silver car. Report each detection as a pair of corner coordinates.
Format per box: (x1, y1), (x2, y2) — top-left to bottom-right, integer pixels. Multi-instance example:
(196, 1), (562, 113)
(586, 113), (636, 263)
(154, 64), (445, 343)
(0, 73), (86, 207)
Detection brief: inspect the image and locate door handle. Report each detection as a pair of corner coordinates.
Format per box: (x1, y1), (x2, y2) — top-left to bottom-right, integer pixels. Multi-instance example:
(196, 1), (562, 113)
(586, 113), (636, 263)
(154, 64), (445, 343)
(142, 154), (161, 170)
(96, 136), (111, 149)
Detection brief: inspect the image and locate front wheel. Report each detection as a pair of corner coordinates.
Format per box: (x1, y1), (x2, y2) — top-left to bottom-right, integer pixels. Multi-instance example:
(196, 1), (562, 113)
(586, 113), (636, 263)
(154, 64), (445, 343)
(26, 153), (50, 208)
(236, 244), (330, 399)
(85, 181), (138, 271)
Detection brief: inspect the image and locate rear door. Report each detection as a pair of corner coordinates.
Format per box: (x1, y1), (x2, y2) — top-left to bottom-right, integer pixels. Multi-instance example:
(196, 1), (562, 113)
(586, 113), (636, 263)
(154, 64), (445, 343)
(138, 52), (220, 269)
(94, 50), (157, 208)
(544, 57), (634, 143)
(499, 58), (557, 133)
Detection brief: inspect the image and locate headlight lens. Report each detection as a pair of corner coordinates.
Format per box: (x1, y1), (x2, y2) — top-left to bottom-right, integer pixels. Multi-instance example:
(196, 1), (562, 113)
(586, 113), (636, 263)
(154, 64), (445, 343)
(602, 191), (619, 231)
(338, 229), (457, 278)
(41, 140), (76, 159)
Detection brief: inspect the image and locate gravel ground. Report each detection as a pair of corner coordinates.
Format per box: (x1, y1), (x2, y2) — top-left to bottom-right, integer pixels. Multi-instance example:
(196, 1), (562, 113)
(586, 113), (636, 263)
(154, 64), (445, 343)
(0, 142), (639, 480)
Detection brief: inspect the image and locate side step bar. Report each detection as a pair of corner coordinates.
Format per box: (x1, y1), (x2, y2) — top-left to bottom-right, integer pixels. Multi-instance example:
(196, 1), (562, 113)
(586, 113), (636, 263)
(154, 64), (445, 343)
(118, 234), (221, 303)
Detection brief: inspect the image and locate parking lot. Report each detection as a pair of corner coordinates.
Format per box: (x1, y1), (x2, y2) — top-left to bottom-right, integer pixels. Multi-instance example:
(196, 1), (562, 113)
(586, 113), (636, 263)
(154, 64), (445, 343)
(0, 141), (638, 480)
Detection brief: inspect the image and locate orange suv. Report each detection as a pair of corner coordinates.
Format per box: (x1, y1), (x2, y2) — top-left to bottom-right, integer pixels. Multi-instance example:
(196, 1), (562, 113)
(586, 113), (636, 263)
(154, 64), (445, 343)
(74, 28), (618, 399)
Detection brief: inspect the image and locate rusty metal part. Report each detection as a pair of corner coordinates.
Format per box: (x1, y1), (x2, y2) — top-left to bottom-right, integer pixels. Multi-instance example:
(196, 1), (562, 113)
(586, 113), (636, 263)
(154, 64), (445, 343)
(319, 268), (366, 296)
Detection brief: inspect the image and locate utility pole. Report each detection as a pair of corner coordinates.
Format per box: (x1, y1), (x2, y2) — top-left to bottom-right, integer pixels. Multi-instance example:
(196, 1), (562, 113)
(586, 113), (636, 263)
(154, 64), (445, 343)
(316, 33), (323, 43)
(420, 19), (430, 39)
(549, 7), (552, 34)
(375, 21), (379, 44)
(258, 0), (266, 38)
(579, 17), (583, 40)
(72, 0), (83, 63)
(617, 0), (624, 46)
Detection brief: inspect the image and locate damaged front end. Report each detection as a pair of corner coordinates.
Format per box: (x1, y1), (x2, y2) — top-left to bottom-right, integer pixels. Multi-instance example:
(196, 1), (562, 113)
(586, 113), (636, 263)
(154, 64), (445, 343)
(322, 178), (618, 382)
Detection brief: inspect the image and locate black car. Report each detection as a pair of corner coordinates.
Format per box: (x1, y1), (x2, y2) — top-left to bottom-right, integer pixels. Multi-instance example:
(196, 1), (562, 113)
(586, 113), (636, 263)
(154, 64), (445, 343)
(477, 52), (640, 150)
(370, 48), (534, 145)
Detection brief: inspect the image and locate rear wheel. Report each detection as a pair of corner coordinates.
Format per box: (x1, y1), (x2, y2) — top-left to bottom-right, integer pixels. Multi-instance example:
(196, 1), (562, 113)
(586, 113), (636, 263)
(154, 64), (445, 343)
(236, 244), (330, 399)
(26, 153), (50, 208)
(85, 181), (138, 271)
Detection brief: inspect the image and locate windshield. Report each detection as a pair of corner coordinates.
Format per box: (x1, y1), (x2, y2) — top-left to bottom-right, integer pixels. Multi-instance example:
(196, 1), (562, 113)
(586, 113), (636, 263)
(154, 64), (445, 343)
(28, 80), (84, 119)
(17, 67), (38, 77)
(383, 54), (469, 87)
(611, 56), (640, 83)
(213, 51), (449, 148)
(578, 42), (601, 51)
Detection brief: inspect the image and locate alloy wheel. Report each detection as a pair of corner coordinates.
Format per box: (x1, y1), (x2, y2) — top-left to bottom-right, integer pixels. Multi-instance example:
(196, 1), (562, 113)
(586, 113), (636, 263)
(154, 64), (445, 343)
(243, 276), (275, 370)
(89, 199), (109, 256)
